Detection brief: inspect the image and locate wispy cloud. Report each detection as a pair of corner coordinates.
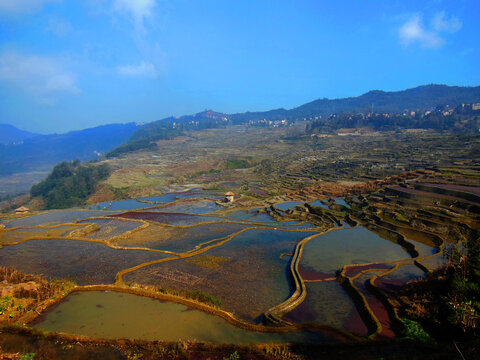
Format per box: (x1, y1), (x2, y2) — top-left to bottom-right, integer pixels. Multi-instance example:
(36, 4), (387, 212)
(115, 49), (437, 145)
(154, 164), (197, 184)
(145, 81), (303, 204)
(398, 12), (462, 49)
(432, 11), (462, 33)
(117, 60), (158, 77)
(399, 15), (443, 48)
(0, 51), (80, 104)
(113, 0), (156, 34)
(0, 0), (60, 14)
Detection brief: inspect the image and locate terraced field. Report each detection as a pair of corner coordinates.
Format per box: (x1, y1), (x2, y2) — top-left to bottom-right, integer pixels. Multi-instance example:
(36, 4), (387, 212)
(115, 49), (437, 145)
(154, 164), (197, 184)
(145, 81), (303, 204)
(1, 165), (478, 349)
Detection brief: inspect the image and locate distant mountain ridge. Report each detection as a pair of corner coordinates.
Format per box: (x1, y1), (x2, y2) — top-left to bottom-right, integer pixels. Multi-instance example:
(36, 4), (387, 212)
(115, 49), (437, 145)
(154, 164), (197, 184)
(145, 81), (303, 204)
(288, 84), (480, 117)
(114, 84), (480, 155)
(229, 84), (480, 122)
(0, 123), (139, 176)
(0, 124), (39, 145)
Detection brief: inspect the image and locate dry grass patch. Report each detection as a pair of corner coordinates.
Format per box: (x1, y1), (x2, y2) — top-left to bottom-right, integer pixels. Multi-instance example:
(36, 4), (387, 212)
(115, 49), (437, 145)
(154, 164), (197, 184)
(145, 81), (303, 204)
(0, 267), (75, 323)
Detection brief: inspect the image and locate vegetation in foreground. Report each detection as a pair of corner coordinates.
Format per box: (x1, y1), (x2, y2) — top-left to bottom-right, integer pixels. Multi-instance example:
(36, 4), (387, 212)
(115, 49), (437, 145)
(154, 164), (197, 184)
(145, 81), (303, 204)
(397, 231), (480, 354)
(0, 327), (459, 360)
(0, 267), (75, 324)
(400, 232), (480, 334)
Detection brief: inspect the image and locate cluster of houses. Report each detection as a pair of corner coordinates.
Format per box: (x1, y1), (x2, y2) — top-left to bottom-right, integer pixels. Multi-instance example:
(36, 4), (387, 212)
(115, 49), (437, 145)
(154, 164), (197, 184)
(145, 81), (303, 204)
(248, 119), (289, 127)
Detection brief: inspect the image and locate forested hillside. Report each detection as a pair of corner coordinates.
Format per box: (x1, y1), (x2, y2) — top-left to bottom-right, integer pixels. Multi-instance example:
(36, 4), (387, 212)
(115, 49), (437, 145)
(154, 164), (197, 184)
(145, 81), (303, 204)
(30, 160), (110, 209)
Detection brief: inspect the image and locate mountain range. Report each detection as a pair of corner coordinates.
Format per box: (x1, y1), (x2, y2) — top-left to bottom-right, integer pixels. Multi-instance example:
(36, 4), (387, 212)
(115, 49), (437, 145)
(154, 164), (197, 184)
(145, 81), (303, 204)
(118, 84), (480, 152)
(0, 124), (39, 145)
(0, 123), (139, 176)
(230, 84), (480, 122)
(289, 84), (480, 117)
(1, 83), (479, 196)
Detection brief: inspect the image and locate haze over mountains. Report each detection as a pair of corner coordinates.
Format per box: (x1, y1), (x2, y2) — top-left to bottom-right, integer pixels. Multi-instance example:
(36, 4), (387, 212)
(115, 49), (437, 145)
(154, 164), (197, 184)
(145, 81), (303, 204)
(0, 123), (138, 176)
(1, 84), (479, 196)
(0, 124), (39, 145)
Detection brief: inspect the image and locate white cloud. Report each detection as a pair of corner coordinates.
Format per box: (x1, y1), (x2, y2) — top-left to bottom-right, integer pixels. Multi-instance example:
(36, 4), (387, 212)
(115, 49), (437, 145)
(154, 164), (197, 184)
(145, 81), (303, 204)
(0, 51), (80, 103)
(0, 0), (60, 14)
(113, 0), (156, 33)
(117, 61), (158, 77)
(432, 11), (462, 33)
(399, 15), (443, 48)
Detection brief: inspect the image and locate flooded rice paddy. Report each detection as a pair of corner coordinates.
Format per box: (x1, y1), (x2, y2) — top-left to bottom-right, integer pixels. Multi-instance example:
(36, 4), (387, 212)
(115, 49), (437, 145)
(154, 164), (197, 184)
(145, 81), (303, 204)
(0, 225), (76, 245)
(375, 264), (426, 294)
(124, 228), (317, 322)
(0, 239), (166, 284)
(78, 218), (142, 240)
(0, 192), (442, 343)
(139, 191), (221, 204)
(309, 198), (350, 209)
(147, 199), (220, 214)
(109, 212), (227, 226)
(31, 291), (332, 344)
(284, 281), (368, 336)
(115, 222), (252, 252)
(300, 226), (411, 277)
(3, 210), (112, 228)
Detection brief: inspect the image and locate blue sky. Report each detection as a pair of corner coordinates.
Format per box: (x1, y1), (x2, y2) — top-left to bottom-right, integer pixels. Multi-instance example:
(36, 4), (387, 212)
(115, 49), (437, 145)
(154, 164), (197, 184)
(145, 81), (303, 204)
(0, 0), (478, 133)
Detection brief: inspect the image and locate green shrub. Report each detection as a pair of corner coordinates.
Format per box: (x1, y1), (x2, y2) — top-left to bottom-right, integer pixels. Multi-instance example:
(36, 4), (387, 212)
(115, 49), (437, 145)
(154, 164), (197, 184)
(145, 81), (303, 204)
(401, 318), (434, 344)
(223, 351), (240, 360)
(185, 290), (222, 306)
(0, 296), (11, 312)
(19, 353), (35, 360)
(225, 158), (249, 169)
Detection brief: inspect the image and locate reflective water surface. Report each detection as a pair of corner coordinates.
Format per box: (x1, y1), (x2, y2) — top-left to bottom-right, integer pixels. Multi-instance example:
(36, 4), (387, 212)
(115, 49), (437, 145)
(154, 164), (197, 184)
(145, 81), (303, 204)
(32, 291), (336, 344)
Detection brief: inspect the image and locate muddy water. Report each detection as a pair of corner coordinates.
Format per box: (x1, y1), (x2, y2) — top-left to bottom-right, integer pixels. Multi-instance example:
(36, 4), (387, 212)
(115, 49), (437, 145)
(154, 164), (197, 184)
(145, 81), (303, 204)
(32, 291), (333, 344)
(300, 227), (411, 276)
(284, 281), (368, 336)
